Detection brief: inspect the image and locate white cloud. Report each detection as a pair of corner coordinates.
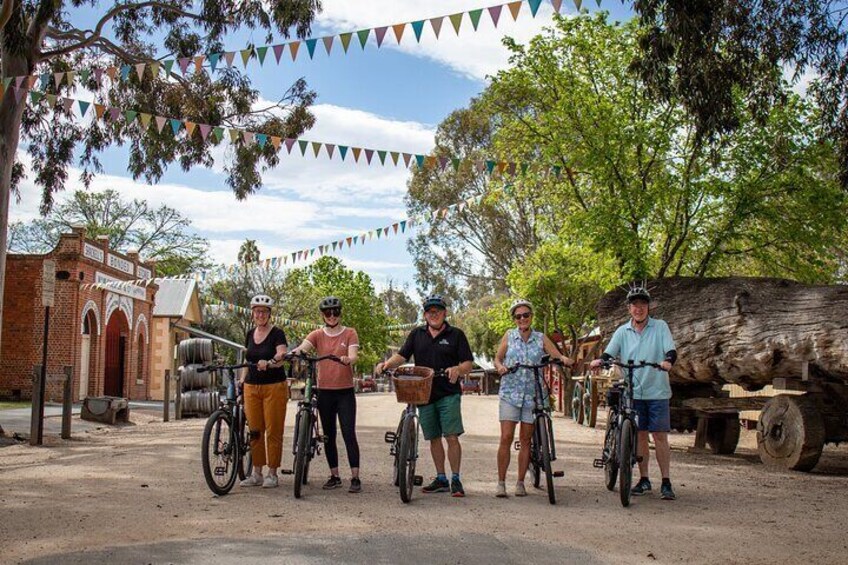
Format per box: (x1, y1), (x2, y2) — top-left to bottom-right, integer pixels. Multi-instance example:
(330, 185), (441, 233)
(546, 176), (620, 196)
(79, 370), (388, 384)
(316, 0), (569, 80)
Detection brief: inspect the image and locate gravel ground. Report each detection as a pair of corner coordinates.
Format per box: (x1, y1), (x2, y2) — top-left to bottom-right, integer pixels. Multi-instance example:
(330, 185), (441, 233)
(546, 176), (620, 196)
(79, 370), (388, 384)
(2, 393), (847, 564)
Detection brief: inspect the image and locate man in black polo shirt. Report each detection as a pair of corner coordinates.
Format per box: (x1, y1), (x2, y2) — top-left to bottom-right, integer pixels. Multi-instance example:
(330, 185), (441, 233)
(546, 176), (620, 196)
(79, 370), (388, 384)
(376, 294), (474, 497)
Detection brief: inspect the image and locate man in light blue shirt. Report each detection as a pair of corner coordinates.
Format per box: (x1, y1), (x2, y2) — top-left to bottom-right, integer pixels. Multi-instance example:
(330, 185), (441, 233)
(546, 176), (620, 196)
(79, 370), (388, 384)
(591, 286), (678, 500)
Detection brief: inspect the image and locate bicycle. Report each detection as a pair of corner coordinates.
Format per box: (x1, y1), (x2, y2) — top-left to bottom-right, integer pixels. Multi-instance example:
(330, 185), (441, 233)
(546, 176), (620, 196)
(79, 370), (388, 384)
(504, 356), (566, 505)
(382, 366), (437, 503)
(592, 359), (664, 507)
(287, 352), (346, 499)
(199, 362), (254, 496)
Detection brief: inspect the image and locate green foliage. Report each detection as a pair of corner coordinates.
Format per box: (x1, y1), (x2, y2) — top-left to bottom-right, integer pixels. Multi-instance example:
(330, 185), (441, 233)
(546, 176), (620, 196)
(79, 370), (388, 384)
(7, 189), (210, 276)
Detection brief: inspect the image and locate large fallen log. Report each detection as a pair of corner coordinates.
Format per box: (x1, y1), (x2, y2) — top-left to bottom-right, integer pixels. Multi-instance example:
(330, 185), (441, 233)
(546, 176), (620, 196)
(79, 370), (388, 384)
(596, 277), (848, 391)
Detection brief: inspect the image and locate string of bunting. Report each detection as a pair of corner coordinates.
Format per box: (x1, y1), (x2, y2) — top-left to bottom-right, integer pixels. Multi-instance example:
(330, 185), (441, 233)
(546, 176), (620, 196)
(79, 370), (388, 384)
(204, 298), (323, 330)
(2, 87), (571, 180)
(0, 0), (594, 90)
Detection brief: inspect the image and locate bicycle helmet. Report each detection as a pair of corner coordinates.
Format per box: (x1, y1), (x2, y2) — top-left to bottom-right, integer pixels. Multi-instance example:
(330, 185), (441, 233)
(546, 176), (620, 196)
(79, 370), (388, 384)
(421, 294), (447, 310)
(318, 296), (342, 311)
(509, 299), (533, 317)
(626, 286), (651, 304)
(250, 294), (274, 309)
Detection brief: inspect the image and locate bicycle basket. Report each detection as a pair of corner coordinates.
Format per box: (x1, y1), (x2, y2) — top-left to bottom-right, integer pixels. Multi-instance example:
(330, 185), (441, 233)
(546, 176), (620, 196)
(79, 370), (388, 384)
(392, 366), (434, 405)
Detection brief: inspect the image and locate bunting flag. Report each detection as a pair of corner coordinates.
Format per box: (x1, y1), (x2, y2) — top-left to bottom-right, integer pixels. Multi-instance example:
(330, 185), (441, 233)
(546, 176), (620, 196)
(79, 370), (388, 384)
(5, 0), (578, 92)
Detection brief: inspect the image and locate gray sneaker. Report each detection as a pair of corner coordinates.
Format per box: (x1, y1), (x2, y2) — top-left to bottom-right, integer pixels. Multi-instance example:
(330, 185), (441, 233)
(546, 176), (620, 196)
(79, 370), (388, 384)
(631, 477), (652, 496)
(240, 473), (263, 487)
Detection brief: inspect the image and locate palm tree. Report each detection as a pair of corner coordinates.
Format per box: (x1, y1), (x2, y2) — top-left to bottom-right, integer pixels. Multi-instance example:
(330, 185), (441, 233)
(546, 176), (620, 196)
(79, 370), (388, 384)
(238, 239), (260, 265)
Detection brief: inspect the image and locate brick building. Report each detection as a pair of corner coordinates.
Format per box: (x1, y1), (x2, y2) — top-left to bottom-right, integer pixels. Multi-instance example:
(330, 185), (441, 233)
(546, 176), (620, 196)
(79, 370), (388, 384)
(0, 227), (157, 401)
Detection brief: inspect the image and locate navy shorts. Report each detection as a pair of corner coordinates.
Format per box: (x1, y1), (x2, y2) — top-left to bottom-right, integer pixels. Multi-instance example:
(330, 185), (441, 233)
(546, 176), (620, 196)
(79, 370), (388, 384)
(633, 399), (671, 432)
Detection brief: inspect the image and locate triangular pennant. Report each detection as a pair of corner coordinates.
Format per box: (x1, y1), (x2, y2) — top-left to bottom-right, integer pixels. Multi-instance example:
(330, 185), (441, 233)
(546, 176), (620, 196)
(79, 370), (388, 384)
(400, 220), (407, 233)
(229, 129), (241, 143)
(162, 60), (174, 75)
(430, 16), (444, 38)
(377, 150), (387, 165)
(489, 5), (503, 26)
(426, 156), (437, 169)
(402, 153), (412, 168)
(60, 97), (73, 112)
(270, 136), (281, 149)
(521, 162), (529, 175)
(105, 66), (118, 80)
(325, 144), (335, 159)
(392, 23), (406, 44)
(256, 134), (268, 147)
(39, 73), (49, 90)
(45, 94), (57, 107)
(449, 13), (463, 35)
(469, 9), (483, 30)
(374, 26), (388, 47)
(256, 46), (268, 65)
(79, 69), (91, 84)
(284, 138), (296, 153)
(390, 151), (400, 166)
(223, 51), (236, 67)
(322, 36), (334, 55)
(298, 139), (308, 155)
(177, 57), (191, 74)
(393, 223), (399, 234)
(552, 0), (564, 13)
(289, 41), (300, 61)
(134, 63), (146, 80)
(508, 1), (523, 20)
(139, 113), (152, 129)
(213, 127), (225, 142)
(486, 160), (496, 174)
(125, 110), (138, 123)
(507, 162), (517, 175)
(364, 149), (374, 164)
(415, 155), (425, 169)
(53, 72), (64, 87)
(305, 38), (318, 59)
(339, 145), (348, 160)
(312, 141), (322, 157)
(357, 29), (370, 49)
(29, 91), (42, 104)
(78, 100), (91, 117)
(352, 147), (362, 162)
(412, 20), (425, 42)
(240, 48), (253, 67)
(376, 228), (383, 239)
(332, 241), (338, 251)
(497, 162), (508, 175)
(339, 33), (353, 52)
(199, 124), (212, 140)
(346, 237), (353, 248)
(208, 53), (221, 73)
(529, 0), (543, 17)
(93, 68), (104, 84)
(170, 119), (182, 135)
(452, 158), (461, 171)
(243, 131), (255, 144)
(184, 121), (196, 136)
(272, 45), (285, 64)
(439, 156), (449, 170)
(120, 65), (131, 81)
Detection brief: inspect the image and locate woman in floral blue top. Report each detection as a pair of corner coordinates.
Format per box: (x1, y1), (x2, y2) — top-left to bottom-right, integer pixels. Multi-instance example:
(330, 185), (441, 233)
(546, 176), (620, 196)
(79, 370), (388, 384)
(493, 299), (572, 498)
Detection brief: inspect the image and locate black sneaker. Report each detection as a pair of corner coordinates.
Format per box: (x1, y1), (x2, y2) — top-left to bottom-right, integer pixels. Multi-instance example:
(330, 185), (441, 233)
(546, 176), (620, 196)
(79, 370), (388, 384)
(322, 475), (342, 490)
(451, 477), (465, 498)
(660, 482), (676, 500)
(421, 477), (450, 493)
(631, 477), (652, 496)
(349, 477), (362, 493)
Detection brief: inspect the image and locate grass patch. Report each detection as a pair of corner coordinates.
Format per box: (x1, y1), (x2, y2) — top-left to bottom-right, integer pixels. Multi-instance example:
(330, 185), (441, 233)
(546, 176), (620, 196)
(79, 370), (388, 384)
(0, 401), (30, 410)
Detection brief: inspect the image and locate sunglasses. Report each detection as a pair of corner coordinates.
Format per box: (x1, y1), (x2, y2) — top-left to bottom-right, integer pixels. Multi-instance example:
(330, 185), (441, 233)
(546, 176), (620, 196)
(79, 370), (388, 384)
(513, 312), (532, 320)
(321, 308), (342, 317)
(424, 308), (445, 315)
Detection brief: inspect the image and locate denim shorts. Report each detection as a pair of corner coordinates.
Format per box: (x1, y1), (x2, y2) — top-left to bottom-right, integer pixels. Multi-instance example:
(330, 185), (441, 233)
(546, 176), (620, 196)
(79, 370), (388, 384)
(499, 399), (535, 424)
(633, 399), (671, 432)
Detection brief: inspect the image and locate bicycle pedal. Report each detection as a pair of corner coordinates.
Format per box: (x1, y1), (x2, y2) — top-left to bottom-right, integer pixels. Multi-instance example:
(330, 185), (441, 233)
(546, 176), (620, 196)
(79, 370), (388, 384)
(553, 471), (564, 478)
(413, 475), (423, 486)
(214, 467), (227, 476)
(513, 441), (521, 450)
(279, 469), (293, 475)
(384, 431), (397, 444)
(592, 459), (606, 468)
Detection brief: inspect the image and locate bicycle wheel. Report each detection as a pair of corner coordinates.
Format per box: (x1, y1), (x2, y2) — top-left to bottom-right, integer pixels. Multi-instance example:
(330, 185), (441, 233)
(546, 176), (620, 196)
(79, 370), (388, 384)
(397, 415), (417, 503)
(619, 418), (635, 507)
(538, 417), (556, 505)
(201, 410), (239, 496)
(293, 409), (312, 499)
(531, 429), (541, 489)
(392, 418), (404, 487)
(236, 408), (252, 481)
(603, 418), (619, 491)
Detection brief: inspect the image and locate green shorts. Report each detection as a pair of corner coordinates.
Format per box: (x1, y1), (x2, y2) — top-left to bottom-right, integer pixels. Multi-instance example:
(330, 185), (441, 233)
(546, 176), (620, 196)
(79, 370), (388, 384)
(418, 393), (464, 440)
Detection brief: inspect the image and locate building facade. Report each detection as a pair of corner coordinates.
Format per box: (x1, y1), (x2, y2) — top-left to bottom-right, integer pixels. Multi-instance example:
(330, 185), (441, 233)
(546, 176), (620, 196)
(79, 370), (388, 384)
(0, 227), (156, 401)
(150, 278), (203, 401)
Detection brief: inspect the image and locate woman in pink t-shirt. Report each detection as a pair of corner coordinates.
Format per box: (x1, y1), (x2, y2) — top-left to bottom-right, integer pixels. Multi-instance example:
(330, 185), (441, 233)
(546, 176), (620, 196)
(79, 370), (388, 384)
(290, 296), (362, 493)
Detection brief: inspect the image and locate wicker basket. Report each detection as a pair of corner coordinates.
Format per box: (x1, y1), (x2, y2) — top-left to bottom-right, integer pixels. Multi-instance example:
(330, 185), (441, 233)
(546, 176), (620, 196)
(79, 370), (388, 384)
(392, 366), (434, 405)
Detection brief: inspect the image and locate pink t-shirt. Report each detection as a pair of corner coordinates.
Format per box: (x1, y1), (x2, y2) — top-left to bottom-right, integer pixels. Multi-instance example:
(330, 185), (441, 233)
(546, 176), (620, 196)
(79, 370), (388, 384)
(304, 327), (359, 390)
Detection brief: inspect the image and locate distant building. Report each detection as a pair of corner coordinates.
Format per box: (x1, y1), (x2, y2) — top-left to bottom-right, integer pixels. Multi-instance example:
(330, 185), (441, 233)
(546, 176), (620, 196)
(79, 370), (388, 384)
(150, 278), (203, 400)
(0, 227), (156, 401)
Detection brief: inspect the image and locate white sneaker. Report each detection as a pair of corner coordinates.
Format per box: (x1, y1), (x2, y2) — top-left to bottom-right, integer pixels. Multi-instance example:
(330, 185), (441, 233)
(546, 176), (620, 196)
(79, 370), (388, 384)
(262, 474), (279, 488)
(515, 481), (527, 497)
(496, 482), (507, 498)
(240, 473), (263, 487)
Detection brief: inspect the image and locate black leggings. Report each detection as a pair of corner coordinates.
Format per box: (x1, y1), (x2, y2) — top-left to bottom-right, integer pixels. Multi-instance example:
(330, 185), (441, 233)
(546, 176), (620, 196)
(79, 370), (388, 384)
(317, 387), (360, 470)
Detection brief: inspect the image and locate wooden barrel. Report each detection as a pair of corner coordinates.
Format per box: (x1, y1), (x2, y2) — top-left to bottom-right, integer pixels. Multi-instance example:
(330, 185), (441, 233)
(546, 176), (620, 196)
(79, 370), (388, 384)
(180, 364), (215, 391)
(178, 338), (214, 366)
(180, 390), (220, 416)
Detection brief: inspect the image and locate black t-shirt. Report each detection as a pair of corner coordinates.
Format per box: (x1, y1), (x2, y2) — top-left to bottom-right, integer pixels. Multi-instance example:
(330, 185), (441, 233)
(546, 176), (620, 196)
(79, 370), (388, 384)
(245, 326), (288, 385)
(398, 323), (474, 403)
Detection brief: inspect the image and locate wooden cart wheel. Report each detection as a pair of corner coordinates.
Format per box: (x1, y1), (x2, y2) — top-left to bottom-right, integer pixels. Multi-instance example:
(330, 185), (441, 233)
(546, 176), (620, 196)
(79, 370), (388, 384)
(572, 382), (584, 425)
(757, 395), (825, 472)
(706, 415), (741, 455)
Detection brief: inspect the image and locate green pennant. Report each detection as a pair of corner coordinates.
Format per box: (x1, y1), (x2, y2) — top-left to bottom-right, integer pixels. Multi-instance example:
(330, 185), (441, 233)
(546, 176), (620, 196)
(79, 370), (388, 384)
(339, 145), (348, 160)
(449, 13), (463, 35)
(162, 60), (174, 75)
(468, 9), (483, 30)
(29, 91), (43, 104)
(80, 69), (90, 84)
(213, 127), (225, 142)
(521, 163), (529, 175)
(340, 32), (353, 52)
(240, 48), (253, 67)
(411, 20), (425, 42)
(298, 139), (308, 155)
(357, 29), (370, 49)
(376, 228), (383, 239)
(311, 141), (321, 157)
(377, 150), (387, 165)
(124, 110), (137, 123)
(45, 94), (56, 106)
(390, 151), (400, 166)
(553, 165), (562, 177)
(452, 158), (461, 171)
(256, 46), (268, 65)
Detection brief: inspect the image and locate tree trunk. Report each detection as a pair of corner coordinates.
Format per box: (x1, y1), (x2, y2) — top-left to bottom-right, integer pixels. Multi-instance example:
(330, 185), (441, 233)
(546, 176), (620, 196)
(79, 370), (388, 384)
(596, 277), (848, 390)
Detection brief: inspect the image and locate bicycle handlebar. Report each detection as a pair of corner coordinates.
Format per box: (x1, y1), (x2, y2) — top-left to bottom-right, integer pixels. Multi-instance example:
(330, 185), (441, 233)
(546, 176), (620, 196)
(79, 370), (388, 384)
(505, 358), (568, 374)
(598, 359), (666, 371)
(378, 368), (448, 378)
(197, 362), (255, 373)
(285, 352), (347, 365)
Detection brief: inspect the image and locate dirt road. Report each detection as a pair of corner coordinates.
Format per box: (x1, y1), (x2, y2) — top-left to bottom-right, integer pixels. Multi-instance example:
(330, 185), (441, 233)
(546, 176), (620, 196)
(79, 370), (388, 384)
(2, 394), (847, 564)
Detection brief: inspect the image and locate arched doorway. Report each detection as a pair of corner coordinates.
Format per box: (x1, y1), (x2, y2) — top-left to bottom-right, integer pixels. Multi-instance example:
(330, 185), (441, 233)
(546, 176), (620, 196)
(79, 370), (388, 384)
(79, 311), (99, 401)
(104, 310), (129, 397)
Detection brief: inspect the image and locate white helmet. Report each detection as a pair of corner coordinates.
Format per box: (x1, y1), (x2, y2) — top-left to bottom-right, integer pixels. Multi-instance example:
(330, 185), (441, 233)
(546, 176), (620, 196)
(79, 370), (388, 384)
(250, 294), (274, 309)
(509, 299), (533, 317)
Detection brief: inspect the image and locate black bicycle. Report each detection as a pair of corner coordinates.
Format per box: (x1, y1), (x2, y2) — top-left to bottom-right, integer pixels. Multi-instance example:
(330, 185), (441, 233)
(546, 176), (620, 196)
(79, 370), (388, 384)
(287, 352), (346, 499)
(592, 359), (664, 507)
(200, 362), (253, 496)
(383, 366), (438, 503)
(504, 356), (566, 505)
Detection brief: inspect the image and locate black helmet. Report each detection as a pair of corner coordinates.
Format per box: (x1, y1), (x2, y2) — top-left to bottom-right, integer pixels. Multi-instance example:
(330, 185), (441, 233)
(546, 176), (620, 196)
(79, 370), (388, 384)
(626, 287), (651, 304)
(319, 296), (342, 311)
(422, 294), (447, 310)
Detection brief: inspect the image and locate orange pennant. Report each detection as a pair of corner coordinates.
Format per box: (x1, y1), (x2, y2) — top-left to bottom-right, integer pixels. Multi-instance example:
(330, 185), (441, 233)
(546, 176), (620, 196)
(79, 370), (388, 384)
(392, 23), (406, 44)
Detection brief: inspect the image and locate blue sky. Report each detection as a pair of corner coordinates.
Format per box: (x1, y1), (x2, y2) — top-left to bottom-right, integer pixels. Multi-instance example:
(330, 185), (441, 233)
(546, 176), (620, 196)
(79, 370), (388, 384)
(12, 0), (634, 296)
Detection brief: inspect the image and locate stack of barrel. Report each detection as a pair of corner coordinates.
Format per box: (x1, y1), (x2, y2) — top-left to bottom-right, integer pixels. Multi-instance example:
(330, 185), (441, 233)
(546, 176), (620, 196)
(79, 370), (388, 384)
(178, 338), (219, 416)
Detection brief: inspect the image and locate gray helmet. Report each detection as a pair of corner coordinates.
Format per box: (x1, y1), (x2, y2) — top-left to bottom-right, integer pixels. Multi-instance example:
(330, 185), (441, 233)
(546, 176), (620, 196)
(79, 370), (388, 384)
(421, 294), (447, 310)
(626, 287), (651, 304)
(319, 296), (342, 311)
(250, 294), (274, 309)
(509, 299), (533, 317)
